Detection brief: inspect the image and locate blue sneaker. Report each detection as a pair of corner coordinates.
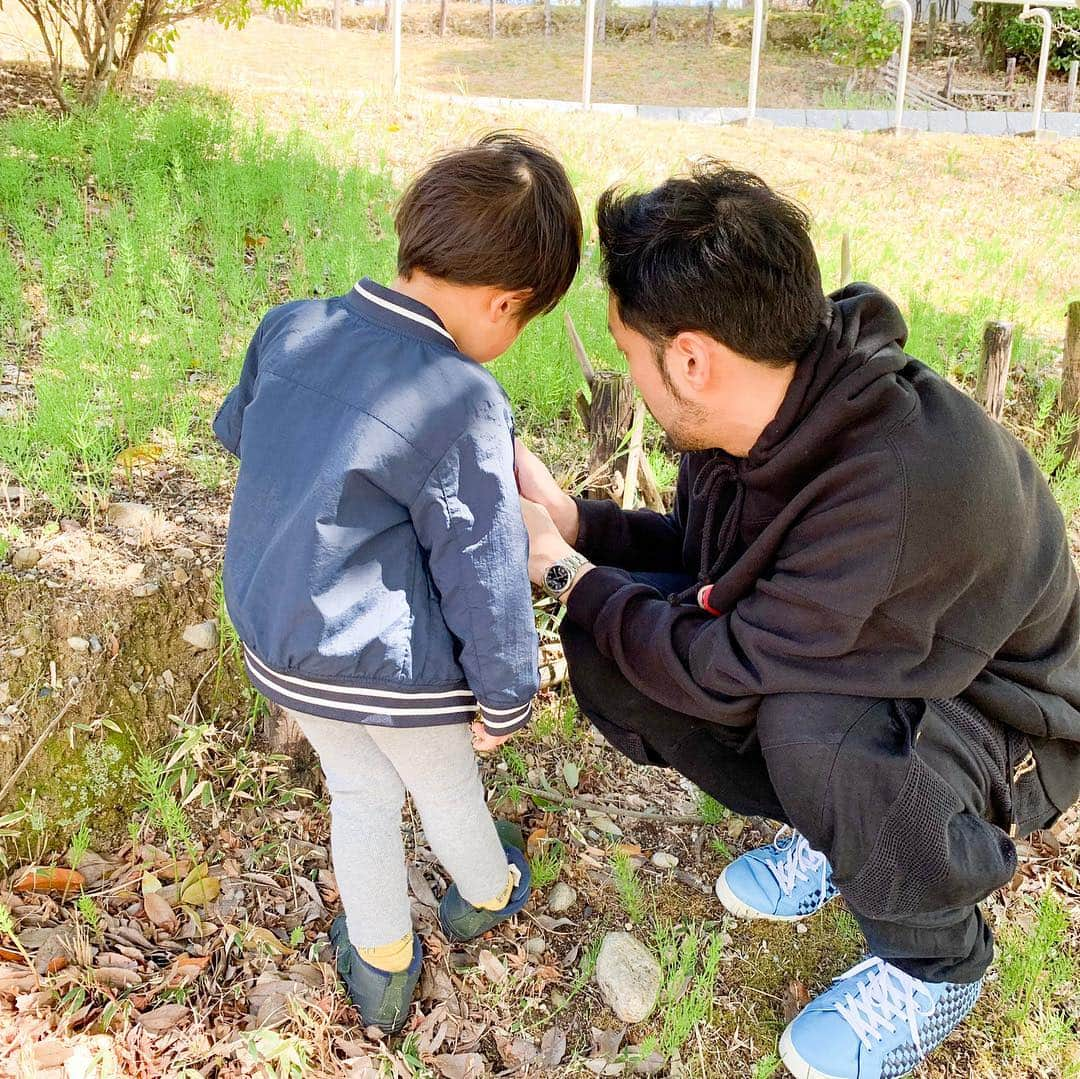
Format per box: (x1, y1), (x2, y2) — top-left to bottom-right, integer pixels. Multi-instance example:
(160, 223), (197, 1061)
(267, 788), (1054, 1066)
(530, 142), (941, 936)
(780, 956), (983, 1079)
(714, 827), (838, 921)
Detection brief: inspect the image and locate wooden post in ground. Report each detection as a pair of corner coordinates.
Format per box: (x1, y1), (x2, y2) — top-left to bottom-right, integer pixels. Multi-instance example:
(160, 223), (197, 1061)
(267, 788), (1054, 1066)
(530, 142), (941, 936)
(650, 0), (659, 42)
(1005, 56), (1016, 90)
(706, 1), (715, 44)
(544, 0), (552, 37)
(944, 55), (955, 99)
(623, 400), (647, 510)
(332, 0), (343, 31)
(586, 373), (636, 499)
(598, 0), (607, 44)
(489, 0), (496, 39)
(926, 0), (936, 60)
(975, 321), (1014, 421)
(1060, 302), (1080, 465)
(840, 232), (851, 289)
(747, 0), (766, 121)
(1068, 61), (1079, 113)
(440, 0), (448, 37)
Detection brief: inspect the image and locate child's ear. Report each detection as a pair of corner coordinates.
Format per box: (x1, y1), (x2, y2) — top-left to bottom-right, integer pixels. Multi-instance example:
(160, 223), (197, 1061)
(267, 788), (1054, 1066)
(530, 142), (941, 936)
(491, 289), (533, 323)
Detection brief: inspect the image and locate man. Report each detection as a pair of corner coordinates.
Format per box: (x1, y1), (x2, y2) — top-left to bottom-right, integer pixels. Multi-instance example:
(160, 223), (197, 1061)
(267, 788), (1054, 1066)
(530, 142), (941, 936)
(517, 163), (1080, 1079)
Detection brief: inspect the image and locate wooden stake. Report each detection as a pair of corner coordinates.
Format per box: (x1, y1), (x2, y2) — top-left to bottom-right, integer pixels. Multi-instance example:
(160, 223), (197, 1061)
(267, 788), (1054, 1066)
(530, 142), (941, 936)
(638, 454), (667, 513)
(440, 0), (448, 37)
(943, 55), (955, 100)
(332, 0), (342, 32)
(706, 0), (715, 45)
(564, 309), (597, 387)
(1068, 61), (1079, 113)
(597, 0), (607, 44)
(544, 0), (552, 37)
(1060, 301), (1080, 465)
(926, 0), (936, 60)
(1005, 56), (1016, 91)
(840, 232), (851, 289)
(489, 0), (496, 39)
(623, 400), (646, 509)
(975, 321), (1013, 421)
(650, 0), (658, 43)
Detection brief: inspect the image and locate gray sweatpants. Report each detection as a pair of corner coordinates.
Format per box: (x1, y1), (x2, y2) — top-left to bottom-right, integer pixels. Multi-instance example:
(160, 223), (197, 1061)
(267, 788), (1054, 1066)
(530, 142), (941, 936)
(289, 710), (510, 949)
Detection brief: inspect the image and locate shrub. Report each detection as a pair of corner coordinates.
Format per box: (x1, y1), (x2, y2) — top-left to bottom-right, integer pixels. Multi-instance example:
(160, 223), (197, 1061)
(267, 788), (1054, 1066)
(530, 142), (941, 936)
(974, 2), (1080, 72)
(812, 0), (901, 74)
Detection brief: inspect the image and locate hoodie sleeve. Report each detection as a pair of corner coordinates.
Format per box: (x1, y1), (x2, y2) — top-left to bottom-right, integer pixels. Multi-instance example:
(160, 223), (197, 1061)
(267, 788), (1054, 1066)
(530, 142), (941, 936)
(572, 464), (688, 572)
(410, 410), (540, 738)
(564, 466), (976, 726)
(212, 323), (263, 458)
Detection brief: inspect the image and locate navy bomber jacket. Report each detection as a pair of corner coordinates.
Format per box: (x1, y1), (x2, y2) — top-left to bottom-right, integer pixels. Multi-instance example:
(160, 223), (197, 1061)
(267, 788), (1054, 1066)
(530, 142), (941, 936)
(213, 279), (539, 737)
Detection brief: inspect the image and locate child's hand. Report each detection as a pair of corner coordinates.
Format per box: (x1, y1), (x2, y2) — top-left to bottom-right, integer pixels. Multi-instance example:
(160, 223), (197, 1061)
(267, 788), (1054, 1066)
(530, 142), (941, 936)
(471, 720), (513, 753)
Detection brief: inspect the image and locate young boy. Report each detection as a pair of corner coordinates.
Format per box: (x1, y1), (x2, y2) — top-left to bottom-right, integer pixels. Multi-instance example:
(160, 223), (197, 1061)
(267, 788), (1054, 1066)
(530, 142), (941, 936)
(213, 133), (582, 1033)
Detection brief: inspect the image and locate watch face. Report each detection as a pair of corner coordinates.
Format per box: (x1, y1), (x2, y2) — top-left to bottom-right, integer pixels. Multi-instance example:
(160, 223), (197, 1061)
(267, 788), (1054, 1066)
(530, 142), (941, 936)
(545, 563), (573, 594)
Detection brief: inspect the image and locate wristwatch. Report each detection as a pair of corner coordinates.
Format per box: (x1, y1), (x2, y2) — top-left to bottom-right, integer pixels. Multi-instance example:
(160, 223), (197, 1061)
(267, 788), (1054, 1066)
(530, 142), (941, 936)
(541, 553), (590, 600)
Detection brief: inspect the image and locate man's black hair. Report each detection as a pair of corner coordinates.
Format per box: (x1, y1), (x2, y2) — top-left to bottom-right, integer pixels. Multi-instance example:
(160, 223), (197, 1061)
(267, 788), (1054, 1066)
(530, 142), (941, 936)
(596, 161), (827, 365)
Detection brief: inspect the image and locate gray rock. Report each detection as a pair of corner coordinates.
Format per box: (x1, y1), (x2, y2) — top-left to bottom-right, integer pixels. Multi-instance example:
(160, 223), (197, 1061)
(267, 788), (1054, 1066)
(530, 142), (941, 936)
(67, 636), (90, 653)
(12, 547), (41, 571)
(172, 546), (196, 562)
(106, 502), (156, 530)
(182, 620), (219, 652)
(650, 851), (679, 870)
(595, 932), (661, 1024)
(88, 635), (102, 654)
(131, 581), (160, 598)
(547, 882), (578, 913)
(525, 937), (547, 957)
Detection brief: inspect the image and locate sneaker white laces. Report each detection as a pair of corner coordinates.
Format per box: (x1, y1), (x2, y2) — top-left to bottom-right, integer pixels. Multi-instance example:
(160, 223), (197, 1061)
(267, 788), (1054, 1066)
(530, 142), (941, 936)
(764, 827), (829, 898)
(833, 957), (936, 1054)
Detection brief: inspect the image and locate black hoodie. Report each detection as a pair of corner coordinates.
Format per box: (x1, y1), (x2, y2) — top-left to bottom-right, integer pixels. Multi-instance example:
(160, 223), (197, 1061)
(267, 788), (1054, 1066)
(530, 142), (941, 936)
(565, 284), (1080, 813)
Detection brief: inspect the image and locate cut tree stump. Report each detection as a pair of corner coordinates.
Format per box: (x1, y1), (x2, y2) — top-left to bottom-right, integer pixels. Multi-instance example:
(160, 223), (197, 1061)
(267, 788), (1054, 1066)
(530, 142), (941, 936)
(975, 321), (1013, 422)
(586, 373), (636, 500)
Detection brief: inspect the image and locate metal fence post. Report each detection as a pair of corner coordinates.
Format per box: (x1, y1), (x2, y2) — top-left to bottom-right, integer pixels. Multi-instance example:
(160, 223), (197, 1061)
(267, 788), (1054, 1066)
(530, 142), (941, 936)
(883, 0), (913, 134)
(747, 0), (766, 121)
(583, 0), (597, 108)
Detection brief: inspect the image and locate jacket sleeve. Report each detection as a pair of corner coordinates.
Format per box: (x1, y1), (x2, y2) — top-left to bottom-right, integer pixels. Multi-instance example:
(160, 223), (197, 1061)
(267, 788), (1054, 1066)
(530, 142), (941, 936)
(564, 476), (978, 727)
(410, 411), (540, 737)
(573, 464), (688, 571)
(212, 323), (263, 458)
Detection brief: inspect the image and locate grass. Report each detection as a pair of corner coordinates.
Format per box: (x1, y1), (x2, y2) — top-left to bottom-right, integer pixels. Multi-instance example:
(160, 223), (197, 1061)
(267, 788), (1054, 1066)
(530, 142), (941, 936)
(989, 893), (1078, 1072)
(611, 844), (648, 925)
(653, 919), (726, 1058)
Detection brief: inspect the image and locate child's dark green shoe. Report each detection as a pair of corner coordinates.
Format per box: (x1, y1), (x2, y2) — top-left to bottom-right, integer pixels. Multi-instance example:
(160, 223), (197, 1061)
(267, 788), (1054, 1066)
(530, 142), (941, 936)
(329, 915), (422, 1034)
(438, 843), (532, 943)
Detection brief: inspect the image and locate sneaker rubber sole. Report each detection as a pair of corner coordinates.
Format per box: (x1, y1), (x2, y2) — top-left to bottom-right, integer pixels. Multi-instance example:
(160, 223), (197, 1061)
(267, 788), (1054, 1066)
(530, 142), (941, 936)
(714, 865), (812, 922)
(778, 1025), (849, 1079)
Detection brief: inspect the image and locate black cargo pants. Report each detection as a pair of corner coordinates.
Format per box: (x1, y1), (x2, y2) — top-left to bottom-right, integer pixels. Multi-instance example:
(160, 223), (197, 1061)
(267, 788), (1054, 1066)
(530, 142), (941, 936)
(561, 609), (1059, 984)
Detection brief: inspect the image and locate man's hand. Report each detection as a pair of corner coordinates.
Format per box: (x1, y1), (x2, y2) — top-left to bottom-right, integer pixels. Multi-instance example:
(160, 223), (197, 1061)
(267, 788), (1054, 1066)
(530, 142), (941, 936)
(471, 720), (514, 753)
(515, 437), (580, 545)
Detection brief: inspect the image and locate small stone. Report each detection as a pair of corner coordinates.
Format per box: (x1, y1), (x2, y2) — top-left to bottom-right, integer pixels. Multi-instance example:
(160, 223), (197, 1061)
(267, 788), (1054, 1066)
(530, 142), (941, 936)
(595, 932), (661, 1024)
(172, 546), (195, 562)
(131, 581), (160, 598)
(172, 569), (190, 586)
(67, 636), (90, 653)
(183, 620), (219, 652)
(12, 547), (41, 571)
(161, 669), (175, 689)
(106, 502), (156, 531)
(60, 518), (81, 533)
(650, 852), (679, 870)
(796, 922), (809, 935)
(88, 636), (102, 654)
(547, 883), (578, 913)
(525, 937), (547, 957)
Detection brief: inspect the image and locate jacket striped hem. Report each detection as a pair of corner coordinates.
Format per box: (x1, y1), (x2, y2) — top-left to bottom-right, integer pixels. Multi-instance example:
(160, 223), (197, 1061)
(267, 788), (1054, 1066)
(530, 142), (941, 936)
(243, 645), (479, 724)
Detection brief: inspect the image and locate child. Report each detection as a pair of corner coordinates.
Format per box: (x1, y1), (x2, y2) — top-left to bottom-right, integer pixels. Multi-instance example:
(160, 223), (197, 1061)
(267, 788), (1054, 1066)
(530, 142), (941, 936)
(213, 133), (582, 1032)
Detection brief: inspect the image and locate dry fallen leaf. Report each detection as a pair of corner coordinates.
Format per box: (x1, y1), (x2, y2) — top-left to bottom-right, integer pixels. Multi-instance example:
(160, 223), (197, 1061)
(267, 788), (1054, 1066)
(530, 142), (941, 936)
(143, 891), (176, 930)
(93, 966), (142, 990)
(782, 978), (812, 1024)
(180, 876), (220, 907)
(136, 1002), (190, 1032)
(432, 1053), (486, 1079)
(163, 954), (210, 988)
(13, 867), (85, 896)
(477, 949), (507, 985)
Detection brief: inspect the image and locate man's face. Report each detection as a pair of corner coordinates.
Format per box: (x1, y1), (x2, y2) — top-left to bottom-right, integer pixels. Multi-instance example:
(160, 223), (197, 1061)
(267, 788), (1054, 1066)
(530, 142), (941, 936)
(607, 295), (712, 452)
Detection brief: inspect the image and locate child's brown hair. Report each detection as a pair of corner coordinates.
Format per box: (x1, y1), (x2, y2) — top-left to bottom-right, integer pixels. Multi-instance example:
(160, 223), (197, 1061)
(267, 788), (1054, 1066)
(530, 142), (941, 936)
(395, 132), (582, 322)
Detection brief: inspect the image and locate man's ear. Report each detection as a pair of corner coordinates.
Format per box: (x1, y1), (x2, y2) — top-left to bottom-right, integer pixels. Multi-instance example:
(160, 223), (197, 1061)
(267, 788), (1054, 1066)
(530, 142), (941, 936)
(670, 331), (713, 393)
(490, 288), (533, 324)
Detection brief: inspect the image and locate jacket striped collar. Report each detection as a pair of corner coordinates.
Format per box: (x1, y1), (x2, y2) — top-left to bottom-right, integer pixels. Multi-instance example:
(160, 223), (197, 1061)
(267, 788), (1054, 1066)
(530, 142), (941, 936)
(345, 278), (458, 350)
